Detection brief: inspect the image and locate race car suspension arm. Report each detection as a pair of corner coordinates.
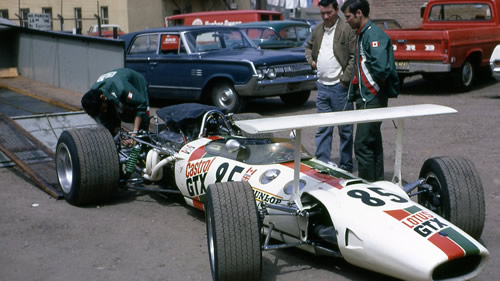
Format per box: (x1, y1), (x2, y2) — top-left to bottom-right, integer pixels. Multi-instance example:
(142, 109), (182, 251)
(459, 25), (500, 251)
(403, 178), (432, 197)
(262, 222), (308, 250)
(261, 222), (342, 258)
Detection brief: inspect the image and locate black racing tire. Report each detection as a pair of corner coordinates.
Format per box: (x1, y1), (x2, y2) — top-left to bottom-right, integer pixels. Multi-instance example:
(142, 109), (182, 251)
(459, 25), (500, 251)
(452, 59), (476, 92)
(211, 82), (246, 113)
(418, 156), (485, 239)
(280, 90), (311, 106)
(231, 112), (273, 138)
(55, 126), (120, 206)
(205, 181), (262, 281)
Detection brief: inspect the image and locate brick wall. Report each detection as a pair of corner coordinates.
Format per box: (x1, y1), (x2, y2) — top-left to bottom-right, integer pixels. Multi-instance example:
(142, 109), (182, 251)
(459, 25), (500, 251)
(368, 0), (428, 28)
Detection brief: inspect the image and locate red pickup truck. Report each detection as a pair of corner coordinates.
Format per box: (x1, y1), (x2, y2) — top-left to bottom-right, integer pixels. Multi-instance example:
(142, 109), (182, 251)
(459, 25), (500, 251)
(386, 0), (500, 91)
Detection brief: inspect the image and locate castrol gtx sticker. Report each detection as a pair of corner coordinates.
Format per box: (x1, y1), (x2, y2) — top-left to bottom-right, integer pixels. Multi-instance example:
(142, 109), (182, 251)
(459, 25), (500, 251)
(385, 205), (480, 260)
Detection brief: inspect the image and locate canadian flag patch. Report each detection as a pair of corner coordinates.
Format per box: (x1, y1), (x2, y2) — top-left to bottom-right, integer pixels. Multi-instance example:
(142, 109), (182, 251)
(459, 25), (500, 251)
(127, 91), (133, 99)
(371, 41), (379, 48)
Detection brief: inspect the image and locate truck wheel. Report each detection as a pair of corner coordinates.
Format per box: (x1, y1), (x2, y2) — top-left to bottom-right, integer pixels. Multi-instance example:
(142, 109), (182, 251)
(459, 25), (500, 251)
(418, 156), (485, 239)
(211, 82), (246, 113)
(55, 127), (119, 206)
(452, 59), (475, 92)
(205, 181), (262, 281)
(280, 90), (310, 106)
(231, 113), (273, 138)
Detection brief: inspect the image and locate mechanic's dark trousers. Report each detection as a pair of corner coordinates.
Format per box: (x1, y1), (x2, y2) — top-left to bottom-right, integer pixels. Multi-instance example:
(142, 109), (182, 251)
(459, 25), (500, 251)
(354, 94), (388, 182)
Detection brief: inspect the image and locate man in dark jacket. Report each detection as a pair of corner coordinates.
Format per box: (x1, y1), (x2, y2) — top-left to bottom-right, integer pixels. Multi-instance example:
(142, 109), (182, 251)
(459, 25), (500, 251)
(341, 0), (399, 181)
(305, 0), (356, 172)
(81, 68), (151, 140)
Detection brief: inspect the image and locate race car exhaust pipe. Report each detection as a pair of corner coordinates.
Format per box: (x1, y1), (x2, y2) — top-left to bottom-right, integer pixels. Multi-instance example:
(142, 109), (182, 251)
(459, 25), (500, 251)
(144, 149), (176, 181)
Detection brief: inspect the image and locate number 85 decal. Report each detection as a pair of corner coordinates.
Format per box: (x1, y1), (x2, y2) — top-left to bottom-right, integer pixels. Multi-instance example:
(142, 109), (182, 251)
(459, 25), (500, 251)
(347, 187), (408, 207)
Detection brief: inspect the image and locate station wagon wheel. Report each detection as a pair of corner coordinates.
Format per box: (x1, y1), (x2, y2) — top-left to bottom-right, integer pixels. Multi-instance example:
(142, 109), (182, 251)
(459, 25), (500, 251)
(205, 181), (262, 281)
(211, 82), (246, 113)
(280, 90), (311, 106)
(418, 156), (485, 239)
(55, 127), (119, 206)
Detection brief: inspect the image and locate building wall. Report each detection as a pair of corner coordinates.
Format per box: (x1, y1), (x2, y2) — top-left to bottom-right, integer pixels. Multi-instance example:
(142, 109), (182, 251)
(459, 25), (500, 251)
(127, 0), (163, 31)
(0, 0), (131, 33)
(0, 0), (428, 34)
(369, 0), (427, 28)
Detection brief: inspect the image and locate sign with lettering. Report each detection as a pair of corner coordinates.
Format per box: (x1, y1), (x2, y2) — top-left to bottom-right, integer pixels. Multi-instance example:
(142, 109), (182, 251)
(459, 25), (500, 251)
(28, 13), (51, 31)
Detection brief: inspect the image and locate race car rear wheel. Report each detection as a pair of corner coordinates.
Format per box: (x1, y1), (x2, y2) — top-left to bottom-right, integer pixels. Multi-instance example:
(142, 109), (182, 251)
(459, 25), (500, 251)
(280, 90), (311, 106)
(418, 156), (485, 239)
(55, 127), (119, 206)
(232, 112), (273, 138)
(205, 181), (261, 281)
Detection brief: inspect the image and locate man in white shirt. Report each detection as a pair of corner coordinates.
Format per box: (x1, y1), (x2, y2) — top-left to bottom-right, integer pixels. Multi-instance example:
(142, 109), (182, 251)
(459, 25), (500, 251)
(305, 0), (356, 172)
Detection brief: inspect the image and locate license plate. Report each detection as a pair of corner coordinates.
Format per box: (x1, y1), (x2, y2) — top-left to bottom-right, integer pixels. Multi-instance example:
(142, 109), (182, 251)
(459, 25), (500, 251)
(395, 61), (409, 70)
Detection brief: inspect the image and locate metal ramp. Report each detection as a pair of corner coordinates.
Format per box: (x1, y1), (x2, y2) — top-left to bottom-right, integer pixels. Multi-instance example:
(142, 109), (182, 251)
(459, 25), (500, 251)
(0, 114), (62, 198)
(0, 112), (98, 198)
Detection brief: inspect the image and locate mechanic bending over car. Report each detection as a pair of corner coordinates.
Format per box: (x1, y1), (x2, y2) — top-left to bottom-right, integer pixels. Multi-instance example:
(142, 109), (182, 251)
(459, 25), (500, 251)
(341, 0), (400, 181)
(305, 0), (356, 173)
(81, 68), (151, 145)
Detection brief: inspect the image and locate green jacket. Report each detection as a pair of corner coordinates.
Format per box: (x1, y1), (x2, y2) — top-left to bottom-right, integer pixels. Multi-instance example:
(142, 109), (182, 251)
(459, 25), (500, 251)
(348, 20), (399, 102)
(305, 19), (356, 85)
(91, 68), (150, 122)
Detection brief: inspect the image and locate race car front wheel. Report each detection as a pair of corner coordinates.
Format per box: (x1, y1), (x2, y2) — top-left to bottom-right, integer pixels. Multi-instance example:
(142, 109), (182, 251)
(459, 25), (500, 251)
(205, 181), (262, 281)
(55, 127), (119, 206)
(418, 156), (485, 239)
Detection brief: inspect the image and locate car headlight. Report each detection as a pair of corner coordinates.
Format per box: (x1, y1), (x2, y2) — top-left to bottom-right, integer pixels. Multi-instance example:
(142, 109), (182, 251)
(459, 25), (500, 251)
(260, 169), (280, 184)
(256, 69), (265, 80)
(265, 68), (276, 79)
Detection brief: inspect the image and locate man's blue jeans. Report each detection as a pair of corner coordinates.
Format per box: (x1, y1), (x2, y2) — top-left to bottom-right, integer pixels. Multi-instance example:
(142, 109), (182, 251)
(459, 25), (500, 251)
(315, 82), (354, 171)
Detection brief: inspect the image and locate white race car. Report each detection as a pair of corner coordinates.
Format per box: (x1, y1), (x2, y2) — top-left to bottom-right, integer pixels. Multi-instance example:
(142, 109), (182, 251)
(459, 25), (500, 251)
(55, 103), (488, 281)
(490, 44), (500, 81)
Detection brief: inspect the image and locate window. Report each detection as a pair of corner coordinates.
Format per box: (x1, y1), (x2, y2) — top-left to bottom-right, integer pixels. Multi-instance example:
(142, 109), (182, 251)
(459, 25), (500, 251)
(41, 7), (52, 29)
(429, 4), (492, 21)
(74, 8), (82, 30)
(296, 26), (310, 40)
(129, 34), (159, 55)
(20, 8), (29, 27)
(280, 27), (297, 40)
(0, 9), (8, 19)
(101, 6), (109, 24)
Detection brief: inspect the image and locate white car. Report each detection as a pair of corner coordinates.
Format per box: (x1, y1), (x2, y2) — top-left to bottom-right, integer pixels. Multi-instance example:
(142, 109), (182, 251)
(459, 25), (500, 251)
(87, 24), (125, 38)
(490, 45), (500, 81)
(55, 103), (489, 281)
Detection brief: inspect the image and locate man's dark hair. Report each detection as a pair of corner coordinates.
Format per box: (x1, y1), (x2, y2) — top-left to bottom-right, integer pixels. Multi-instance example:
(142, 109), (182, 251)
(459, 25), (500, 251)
(81, 89), (103, 117)
(318, 0), (338, 9)
(341, 0), (370, 17)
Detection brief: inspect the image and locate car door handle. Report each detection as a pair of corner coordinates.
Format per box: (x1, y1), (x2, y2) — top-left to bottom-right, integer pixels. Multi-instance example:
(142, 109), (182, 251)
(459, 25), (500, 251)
(150, 62), (158, 66)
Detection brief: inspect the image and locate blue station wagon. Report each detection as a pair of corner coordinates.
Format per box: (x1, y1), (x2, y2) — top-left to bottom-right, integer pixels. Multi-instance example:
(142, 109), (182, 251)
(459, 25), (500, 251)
(120, 26), (317, 113)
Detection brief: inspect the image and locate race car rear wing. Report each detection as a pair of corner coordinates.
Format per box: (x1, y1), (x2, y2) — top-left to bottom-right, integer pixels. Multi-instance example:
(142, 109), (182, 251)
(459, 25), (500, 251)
(235, 104), (457, 209)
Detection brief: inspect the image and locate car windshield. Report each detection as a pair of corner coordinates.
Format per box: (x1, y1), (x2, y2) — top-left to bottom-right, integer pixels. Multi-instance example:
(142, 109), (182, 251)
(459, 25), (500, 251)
(205, 138), (313, 165)
(184, 29), (255, 52)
